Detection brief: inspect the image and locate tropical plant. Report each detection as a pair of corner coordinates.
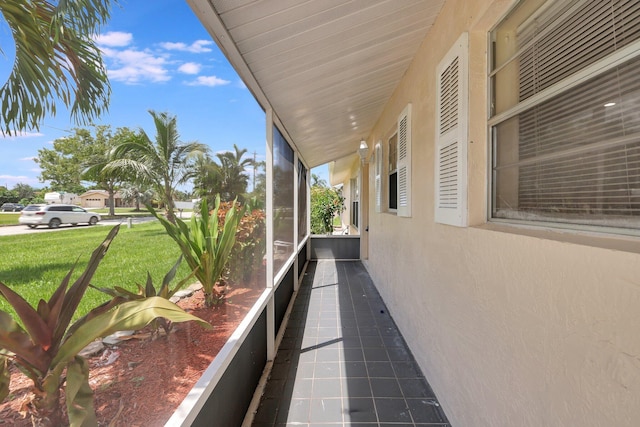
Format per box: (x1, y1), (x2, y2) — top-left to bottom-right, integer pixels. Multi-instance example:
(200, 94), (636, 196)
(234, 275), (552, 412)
(0, 0), (112, 135)
(0, 226), (209, 426)
(311, 186), (345, 234)
(220, 202), (266, 286)
(119, 184), (154, 211)
(149, 196), (245, 307)
(91, 256), (196, 335)
(192, 144), (255, 205)
(105, 111), (209, 223)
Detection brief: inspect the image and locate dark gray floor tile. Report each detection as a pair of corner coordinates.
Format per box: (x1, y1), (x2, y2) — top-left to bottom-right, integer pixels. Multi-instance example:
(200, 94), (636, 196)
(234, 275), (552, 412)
(343, 397), (377, 423)
(358, 327), (380, 336)
(363, 347), (389, 361)
(406, 398), (445, 423)
(374, 398), (412, 423)
(290, 378), (313, 398)
(398, 378), (436, 398)
(382, 335), (407, 347)
(342, 377), (372, 397)
(387, 347), (412, 361)
(315, 347), (341, 362)
(366, 361), (395, 378)
(342, 348), (365, 361)
(341, 336), (363, 348)
(342, 361), (368, 377)
(275, 398), (310, 424)
(393, 361), (423, 378)
(297, 362), (315, 379)
(340, 326), (359, 337)
(361, 335), (385, 348)
(308, 398), (343, 423)
(312, 378), (342, 398)
(370, 378), (403, 398)
(314, 362), (341, 378)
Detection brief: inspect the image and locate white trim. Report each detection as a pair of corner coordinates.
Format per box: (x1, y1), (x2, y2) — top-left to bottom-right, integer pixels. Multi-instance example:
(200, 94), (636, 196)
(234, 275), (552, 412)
(435, 32), (469, 227)
(166, 288), (272, 427)
(397, 103), (412, 218)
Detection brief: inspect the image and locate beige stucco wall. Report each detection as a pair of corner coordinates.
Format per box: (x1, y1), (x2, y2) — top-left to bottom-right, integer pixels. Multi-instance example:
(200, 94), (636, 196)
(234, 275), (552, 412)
(363, 1), (640, 426)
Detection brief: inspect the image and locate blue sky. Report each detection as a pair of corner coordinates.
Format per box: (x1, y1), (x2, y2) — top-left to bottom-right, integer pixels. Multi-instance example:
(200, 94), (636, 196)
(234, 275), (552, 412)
(0, 0), (277, 191)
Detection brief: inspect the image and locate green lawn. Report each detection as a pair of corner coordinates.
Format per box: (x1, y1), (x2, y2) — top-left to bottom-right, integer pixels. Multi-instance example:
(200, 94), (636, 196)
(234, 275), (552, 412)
(0, 213), (20, 226)
(0, 222), (189, 321)
(90, 207), (154, 216)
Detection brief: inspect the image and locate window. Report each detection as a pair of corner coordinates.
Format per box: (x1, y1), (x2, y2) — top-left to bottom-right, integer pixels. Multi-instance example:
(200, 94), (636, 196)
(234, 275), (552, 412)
(374, 105), (412, 216)
(490, 0), (640, 232)
(388, 133), (398, 211)
(350, 177), (359, 229)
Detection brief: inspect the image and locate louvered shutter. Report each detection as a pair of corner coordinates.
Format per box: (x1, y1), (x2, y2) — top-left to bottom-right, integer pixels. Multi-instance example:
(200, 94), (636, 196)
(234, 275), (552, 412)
(374, 142), (382, 213)
(435, 32), (468, 227)
(397, 104), (412, 217)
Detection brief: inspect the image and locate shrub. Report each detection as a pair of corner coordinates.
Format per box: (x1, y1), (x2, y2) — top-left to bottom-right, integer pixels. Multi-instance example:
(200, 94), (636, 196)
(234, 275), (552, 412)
(0, 226), (209, 426)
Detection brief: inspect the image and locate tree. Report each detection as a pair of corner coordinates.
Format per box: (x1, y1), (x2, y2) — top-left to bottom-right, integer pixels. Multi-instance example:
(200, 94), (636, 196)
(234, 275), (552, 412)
(120, 184), (154, 211)
(192, 144), (254, 205)
(11, 183), (35, 201)
(84, 126), (139, 216)
(0, 0), (112, 135)
(105, 111), (209, 223)
(311, 186), (344, 234)
(35, 125), (137, 212)
(311, 173), (327, 187)
(36, 129), (99, 193)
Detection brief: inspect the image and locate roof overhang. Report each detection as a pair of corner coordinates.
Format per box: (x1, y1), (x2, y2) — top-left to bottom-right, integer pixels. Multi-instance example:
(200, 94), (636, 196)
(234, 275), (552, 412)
(187, 0), (445, 168)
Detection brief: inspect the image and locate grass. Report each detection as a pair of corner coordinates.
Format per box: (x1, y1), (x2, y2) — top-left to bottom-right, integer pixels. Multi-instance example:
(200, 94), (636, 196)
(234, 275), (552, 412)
(90, 207), (154, 215)
(0, 213), (20, 226)
(0, 222), (190, 321)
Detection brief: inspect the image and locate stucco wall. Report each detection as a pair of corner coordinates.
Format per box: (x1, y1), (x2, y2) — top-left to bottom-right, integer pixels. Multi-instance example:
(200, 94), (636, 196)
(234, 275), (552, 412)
(363, 1), (640, 426)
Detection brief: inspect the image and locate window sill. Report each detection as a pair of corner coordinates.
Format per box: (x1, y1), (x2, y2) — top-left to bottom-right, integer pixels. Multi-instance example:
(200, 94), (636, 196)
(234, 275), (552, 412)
(476, 220), (640, 255)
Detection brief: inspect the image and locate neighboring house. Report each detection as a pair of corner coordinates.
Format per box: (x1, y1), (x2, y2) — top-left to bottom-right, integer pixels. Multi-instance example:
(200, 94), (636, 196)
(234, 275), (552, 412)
(186, 1), (640, 426)
(79, 190), (126, 208)
(43, 192), (78, 205)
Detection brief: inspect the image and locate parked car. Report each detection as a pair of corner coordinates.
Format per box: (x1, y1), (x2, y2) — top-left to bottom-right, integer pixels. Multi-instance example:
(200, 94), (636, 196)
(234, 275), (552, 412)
(1, 203), (24, 212)
(19, 204), (101, 228)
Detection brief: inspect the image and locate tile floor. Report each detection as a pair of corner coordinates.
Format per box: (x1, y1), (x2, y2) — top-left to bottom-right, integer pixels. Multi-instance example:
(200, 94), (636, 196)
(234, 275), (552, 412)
(252, 260), (451, 427)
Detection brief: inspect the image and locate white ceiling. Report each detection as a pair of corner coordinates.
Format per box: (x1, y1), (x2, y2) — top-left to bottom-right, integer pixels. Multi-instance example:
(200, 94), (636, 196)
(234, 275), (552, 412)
(188, 0), (445, 168)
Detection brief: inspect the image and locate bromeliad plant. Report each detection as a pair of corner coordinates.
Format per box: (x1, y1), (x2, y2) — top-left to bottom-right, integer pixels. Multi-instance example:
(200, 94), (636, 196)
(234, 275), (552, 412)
(91, 256), (197, 335)
(0, 225), (210, 427)
(150, 196), (245, 307)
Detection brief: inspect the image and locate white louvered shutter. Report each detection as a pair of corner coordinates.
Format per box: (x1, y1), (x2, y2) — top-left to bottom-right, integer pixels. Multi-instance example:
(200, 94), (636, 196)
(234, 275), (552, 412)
(374, 142), (382, 213)
(397, 104), (412, 217)
(435, 32), (468, 227)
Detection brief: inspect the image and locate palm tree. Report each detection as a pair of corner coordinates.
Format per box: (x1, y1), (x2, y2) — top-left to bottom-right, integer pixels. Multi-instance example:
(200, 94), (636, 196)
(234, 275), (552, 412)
(0, 1), (112, 135)
(105, 111), (209, 223)
(214, 144), (253, 201)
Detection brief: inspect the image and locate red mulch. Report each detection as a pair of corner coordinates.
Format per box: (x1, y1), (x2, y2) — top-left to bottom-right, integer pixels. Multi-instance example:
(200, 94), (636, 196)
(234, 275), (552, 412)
(0, 286), (264, 426)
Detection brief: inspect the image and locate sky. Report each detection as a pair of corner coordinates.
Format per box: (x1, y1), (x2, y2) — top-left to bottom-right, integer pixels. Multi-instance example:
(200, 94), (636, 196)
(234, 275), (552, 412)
(0, 0), (330, 192)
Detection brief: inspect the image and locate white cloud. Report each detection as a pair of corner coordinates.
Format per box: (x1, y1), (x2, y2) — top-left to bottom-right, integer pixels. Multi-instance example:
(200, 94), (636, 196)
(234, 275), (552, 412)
(0, 175), (40, 186)
(20, 156), (36, 161)
(186, 75), (230, 87)
(95, 31), (133, 47)
(102, 47), (171, 84)
(178, 62), (201, 74)
(0, 131), (44, 139)
(160, 40), (213, 53)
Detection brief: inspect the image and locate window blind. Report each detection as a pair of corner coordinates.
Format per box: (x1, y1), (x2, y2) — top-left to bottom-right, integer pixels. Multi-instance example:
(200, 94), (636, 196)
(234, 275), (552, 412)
(491, 0), (640, 231)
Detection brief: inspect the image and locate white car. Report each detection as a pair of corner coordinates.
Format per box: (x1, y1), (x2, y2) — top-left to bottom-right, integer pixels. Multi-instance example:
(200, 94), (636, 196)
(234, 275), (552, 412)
(19, 204), (101, 229)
